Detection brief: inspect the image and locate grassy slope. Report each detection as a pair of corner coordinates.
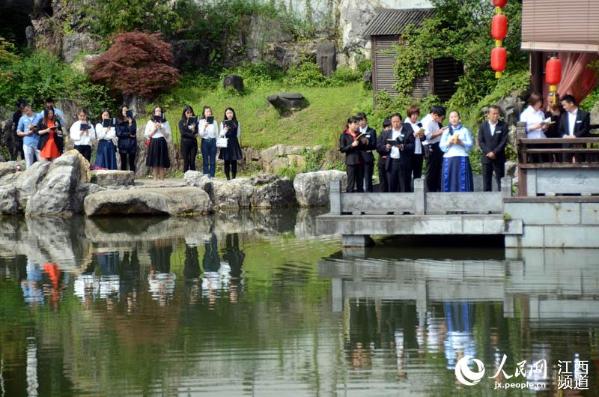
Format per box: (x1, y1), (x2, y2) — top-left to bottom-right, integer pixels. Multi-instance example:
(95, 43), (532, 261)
(161, 82), (371, 150)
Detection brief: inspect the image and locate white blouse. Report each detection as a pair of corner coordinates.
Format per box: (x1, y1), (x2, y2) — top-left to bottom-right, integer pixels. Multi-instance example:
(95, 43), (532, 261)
(405, 118), (423, 155)
(95, 123), (117, 146)
(70, 121), (96, 146)
(199, 119), (219, 139)
(519, 106), (546, 139)
(144, 120), (172, 140)
(439, 125), (473, 158)
(219, 121), (241, 138)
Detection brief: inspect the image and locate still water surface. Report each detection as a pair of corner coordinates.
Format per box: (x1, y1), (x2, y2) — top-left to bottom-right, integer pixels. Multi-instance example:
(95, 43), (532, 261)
(0, 210), (598, 396)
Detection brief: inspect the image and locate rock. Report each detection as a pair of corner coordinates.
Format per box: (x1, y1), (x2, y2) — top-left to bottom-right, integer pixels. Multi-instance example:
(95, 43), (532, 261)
(267, 93), (309, 116)
(84, 187), (212, 217)
(363, 69), (372, 85)
(223, 75), (244, 93)
(90, 170), (135, 187)
(505, 161), (518, 178)
(170, 39), (210, 70)
(250, 174), (296, 208)
(591, 102), (599, 126)
(0, 161), (23, 178)
(496, 92), (526, 127)
(25, 150), (88, 216)
(62, 32), (102, 63)
(15, 160), (51, 210)
(183, 171), (210, 189)
(209, 179), (255, 209)
(293, 170), (347, 207)
(0, 184), (18, 215)
(316, 41), (337, 76)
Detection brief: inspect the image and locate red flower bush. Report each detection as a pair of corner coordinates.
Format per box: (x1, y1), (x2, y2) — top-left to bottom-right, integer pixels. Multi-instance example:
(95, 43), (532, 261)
(88, 32), (180, 99)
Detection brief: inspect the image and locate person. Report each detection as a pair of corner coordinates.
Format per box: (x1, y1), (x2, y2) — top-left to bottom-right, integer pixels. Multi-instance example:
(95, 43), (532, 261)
(179, 105), (198, 172)
(376, 119), (392, 192)
(339, 116), (367, 192)
(144, 106), (171, 180)
(544, 102), (563, 139)
(404, 105), (426, 187)
(69, 109), (96, 163)
(115, 105), (137, 172)
(10, 99), (26, 161)
(223, 233), (245, 303)
(559, 95), (590, 138)
(440, 111), (473, 192)
(478, 105), (508, 191)
(422, 106), (446, 192)
(218, 107), (243, 180)
(356, 112), (377, 192)
(36, 108), (63, 161)
(377, 113), (415, 192)
(16, 104), (40, 168)
(38, 97), (65, 124)
(94, 110), (118, 170)
(199, 106), (219, 178)
(520, 93), (549, 162)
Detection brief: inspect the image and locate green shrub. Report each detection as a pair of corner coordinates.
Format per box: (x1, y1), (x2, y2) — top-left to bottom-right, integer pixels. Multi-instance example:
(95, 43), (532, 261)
(286, 61), (327, 87)
(330, 66), (362, 85)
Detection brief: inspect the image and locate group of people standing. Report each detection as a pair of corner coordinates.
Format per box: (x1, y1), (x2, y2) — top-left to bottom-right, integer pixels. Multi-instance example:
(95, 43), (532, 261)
(340, 105), (508, 193)
(10, 99), (243, 181)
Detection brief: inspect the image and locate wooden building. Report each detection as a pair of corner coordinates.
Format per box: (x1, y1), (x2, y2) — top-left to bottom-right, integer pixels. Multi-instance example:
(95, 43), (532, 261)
(364, 8), (463, 102)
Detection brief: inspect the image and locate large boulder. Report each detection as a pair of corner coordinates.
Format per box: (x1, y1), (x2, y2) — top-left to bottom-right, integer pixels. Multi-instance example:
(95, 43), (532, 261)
(0, 183), (18, 215)
(223, 75), (244, 93)
(316, 41), (337, 76)
(90, 170), (135, 187)
(250, 174), (296, 208)
(267, 93), (309, 116)
(15, 160), (52, 210)
(62, 32), (102, 63)
(293, 170), (347, 207)
(25, 150), (89, 216)
(84, 187), (212, 217)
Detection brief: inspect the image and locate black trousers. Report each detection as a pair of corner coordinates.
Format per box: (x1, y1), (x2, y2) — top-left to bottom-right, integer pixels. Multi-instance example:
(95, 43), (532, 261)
(363, 162), (374, 192)
(224, 160), (237, 180)
(181, 140), (198, 172)
(120, 151), (136, 172)
(378, 158), (388, 192)
(10, 136), (24, 161)
(411, 153), (423, 187)
(482, 160), (504, 192)
(346, 164), (364, 192)
(387, 159), (411, 193)
(75, 145), (92, 163)
(425, 143), (443, 192)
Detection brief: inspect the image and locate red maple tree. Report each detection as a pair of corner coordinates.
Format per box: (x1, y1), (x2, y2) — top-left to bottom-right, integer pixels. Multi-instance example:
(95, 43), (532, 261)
(88, 32), (180, 99)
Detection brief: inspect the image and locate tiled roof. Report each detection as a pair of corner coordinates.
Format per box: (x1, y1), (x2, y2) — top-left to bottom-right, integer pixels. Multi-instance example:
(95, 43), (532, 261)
(363, 8), (435, 37)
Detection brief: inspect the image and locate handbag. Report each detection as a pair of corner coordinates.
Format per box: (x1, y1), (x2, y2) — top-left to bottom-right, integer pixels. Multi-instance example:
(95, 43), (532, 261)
(216, 137), (228, 148)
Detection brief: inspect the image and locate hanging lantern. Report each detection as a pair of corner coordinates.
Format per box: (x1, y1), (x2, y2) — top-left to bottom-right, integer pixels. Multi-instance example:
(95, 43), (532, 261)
(491, 14), (508, 46)
(492, 0), (508, 7)
(491, 47), (507, 78)
(545, 57), (562, 105)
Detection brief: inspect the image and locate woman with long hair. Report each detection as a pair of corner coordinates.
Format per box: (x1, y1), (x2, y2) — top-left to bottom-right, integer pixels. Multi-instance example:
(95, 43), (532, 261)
(218, 107), (243, 180)
(69, 109), (95, 163)
(144, 106), (171, 180)
(179, 105), (198, 172)
(36, 108), (63, 161)
(115, 105), (137, 172)
(198, 106), (219, 178)
(439, 111), (473, 192)
(95, 109), (118, 170)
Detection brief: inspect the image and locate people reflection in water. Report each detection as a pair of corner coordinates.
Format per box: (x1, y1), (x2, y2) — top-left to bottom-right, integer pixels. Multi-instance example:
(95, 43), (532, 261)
(183, 241), (201, 304)
(21, 259), (44, 306)
(74, 251), (120, 308)
(42, 263), (65, 310)
(223, 233), (245, 303)
(120, 249), (140, 313)
(201, 231), (223, 308)
(148, 240), (176, 306)
(443, 302), (476, 369)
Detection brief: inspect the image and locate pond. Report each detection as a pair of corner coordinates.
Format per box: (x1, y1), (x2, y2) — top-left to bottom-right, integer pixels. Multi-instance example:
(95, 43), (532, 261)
(0, 210), (597, 396)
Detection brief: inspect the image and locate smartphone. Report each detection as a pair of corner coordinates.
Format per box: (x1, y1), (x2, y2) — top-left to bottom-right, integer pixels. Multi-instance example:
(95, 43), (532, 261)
(189, 116), (197, 125)
(207, 116), (214, 124)
(102, 119), (113, 128)
(80, 123), (89, 131)
(153, 115), (162, 123)
(126, 110), (133, 118)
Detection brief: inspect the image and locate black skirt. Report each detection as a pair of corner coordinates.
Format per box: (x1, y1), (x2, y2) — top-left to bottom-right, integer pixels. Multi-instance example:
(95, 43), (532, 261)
(218, 136), (243, 161)
(146, 137), (170, 168)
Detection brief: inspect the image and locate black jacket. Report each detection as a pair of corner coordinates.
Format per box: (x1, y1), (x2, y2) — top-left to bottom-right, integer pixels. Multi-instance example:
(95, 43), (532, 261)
(558, 108), (590, 137)
(339, 131), (367, 165)
(477, 120), (509, 163)
(35, 118), (64, 153)
(376, 124), (415, 166)
(115, 118), (137, 153)
(360, 126), (377, 164)
(179, 118), (198, 143)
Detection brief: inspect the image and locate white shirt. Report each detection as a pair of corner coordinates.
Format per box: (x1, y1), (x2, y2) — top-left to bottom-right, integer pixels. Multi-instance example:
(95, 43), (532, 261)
(422, 114), (441, 145)
(567, 108), (578, 136)
(70, 121), (96, 146)
(199, 118), (219, 139)
(405, 118), (423, 155)
(144, 120), (172, 140)
(95, 123), (117, 146)
(519, 105), (546, 139)
(489, 121), (498, 136)
(390, 128), (405, 159)
(439, 125), (473, 158)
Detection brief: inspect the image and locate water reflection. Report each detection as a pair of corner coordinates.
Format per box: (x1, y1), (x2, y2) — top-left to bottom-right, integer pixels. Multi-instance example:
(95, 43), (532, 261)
(1, 211), (598, 396)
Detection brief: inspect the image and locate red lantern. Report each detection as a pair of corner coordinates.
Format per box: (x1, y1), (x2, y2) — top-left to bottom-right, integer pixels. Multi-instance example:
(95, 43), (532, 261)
(492, 0), (507, 7)
(491, 47), (507, 78)
(491, 14), (508, 41)
(545, 57), (562, 105)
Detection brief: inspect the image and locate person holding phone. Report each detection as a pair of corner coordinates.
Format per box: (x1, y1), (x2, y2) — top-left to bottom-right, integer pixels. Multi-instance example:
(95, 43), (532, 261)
(198, 106), (219, 178)
(179, 105), (198, 172)
(144, 106), (171, 180)
(69, 109), (96, 163)
(404, 106), (425, 188)
(116, 105), (137, 172)
(440, 111), (473, 192)
(218, 107), (243, 180)
(36, 108), (63, 161)
(94, 110), (118, 170)
(16, 103), (40, 168)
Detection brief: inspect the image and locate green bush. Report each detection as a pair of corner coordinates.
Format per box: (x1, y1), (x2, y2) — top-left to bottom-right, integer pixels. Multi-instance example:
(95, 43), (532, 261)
(329, 66), (362, 85)
(0, 50), (113, 117)
(286, 61), (328, 87)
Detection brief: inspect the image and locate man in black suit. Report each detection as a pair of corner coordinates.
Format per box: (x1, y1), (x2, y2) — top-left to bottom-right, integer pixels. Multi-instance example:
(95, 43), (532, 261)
(376, 119), (392, 192)
(559, 95), (591, 162)
(356, 112), (377, 192)
(377, 113), (415, 192)
(478, 105), (509, 192)
(340, 116), (367, 192)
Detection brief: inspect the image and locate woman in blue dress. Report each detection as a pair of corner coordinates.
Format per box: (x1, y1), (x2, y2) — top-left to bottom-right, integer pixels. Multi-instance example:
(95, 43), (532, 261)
(94, 110), (118, 170)
(439, 111), (474, 192)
